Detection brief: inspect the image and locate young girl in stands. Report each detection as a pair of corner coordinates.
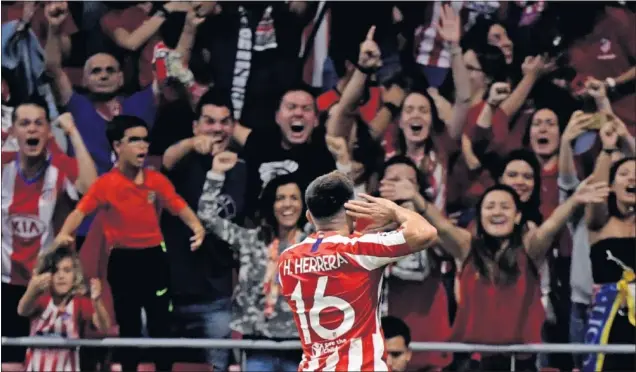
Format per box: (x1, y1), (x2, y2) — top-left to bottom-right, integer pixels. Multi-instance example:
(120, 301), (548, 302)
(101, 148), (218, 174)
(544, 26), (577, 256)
(399, 179), (608, 371)
(197, 152), (306, 372)
(17, 246), (110, 372)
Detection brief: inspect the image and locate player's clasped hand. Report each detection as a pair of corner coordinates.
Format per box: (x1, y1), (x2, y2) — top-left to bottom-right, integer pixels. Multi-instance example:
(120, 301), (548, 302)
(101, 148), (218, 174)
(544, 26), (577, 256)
(344, 193), (400, 233)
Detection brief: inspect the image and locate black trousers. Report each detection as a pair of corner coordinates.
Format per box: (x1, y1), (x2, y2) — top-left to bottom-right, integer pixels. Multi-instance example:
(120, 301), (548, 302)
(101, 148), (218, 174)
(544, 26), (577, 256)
(1, 282), (30, 362)
(107, 246), (172, 371)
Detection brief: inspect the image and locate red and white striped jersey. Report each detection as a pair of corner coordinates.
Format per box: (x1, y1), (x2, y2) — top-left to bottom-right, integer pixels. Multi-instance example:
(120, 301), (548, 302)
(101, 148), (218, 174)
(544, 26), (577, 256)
(278, 230), (413, 372)
(1, 152), (79, 286)
(25, 294), (94, 372)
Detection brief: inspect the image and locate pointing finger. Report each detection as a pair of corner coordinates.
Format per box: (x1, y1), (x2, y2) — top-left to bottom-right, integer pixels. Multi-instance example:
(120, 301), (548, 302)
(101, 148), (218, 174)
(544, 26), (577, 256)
(366, 25), (376, 41)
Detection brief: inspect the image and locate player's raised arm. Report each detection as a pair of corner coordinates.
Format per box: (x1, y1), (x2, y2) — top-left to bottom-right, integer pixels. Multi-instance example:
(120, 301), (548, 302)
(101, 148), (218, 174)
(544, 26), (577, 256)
(345, 193), (437, 251)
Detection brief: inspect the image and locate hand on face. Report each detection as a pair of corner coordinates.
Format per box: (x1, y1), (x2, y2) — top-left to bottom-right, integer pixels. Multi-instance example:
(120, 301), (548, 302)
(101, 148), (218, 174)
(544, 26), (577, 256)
(379, 178), (417, 202)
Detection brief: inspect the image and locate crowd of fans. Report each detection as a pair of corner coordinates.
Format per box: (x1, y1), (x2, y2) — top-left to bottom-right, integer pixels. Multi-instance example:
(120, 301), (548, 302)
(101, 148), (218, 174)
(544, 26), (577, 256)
(1, 1), (635, 372)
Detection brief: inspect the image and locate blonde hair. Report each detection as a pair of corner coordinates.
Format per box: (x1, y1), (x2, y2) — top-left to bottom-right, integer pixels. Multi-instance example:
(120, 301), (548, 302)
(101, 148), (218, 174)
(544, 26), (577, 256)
(34, 246), (87, 297)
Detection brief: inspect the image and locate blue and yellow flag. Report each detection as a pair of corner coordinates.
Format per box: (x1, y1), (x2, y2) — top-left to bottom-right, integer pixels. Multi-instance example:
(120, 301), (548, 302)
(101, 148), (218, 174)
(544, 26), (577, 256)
(583, 263), (635, 372)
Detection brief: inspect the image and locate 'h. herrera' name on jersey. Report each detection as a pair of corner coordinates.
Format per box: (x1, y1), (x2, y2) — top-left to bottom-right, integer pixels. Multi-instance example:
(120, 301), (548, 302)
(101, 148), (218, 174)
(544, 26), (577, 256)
(278, 230), (414, 372)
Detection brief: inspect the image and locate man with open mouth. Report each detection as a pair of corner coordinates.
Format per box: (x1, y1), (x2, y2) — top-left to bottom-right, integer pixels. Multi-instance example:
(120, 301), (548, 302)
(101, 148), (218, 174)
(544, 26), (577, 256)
(1, 100), (97, 363)
(232, 84), (336, 220)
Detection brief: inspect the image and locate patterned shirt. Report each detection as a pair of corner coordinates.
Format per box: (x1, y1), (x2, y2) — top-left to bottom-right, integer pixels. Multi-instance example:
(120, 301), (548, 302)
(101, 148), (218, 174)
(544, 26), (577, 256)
(197, 171), (305, 338)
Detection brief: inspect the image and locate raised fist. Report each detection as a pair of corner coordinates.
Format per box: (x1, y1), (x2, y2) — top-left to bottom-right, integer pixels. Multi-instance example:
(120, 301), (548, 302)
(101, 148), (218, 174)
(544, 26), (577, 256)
(44, 1), (69, 28)
(212, 151), (238, 174)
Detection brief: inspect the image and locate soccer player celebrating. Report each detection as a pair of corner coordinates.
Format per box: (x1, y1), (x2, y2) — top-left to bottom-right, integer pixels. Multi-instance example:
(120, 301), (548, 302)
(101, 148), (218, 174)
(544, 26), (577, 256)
(52, 115), (204, 371)
(278, 171), (438, 371)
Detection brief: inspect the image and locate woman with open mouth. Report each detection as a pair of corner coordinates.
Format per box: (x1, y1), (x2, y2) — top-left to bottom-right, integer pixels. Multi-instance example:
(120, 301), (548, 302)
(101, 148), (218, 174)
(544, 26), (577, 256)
(197, 152), (306, 372)
(584, 117), (635, 371)
(400, 176), (608, 371)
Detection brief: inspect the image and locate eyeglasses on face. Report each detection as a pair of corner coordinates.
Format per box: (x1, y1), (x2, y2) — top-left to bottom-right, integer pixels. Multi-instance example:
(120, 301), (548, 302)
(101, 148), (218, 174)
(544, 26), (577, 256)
(124, 136), (150, 144)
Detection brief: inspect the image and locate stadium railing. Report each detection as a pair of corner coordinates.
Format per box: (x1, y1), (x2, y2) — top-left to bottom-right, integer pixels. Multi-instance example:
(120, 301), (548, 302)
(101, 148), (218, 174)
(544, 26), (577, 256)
(3, 337), (635, 372)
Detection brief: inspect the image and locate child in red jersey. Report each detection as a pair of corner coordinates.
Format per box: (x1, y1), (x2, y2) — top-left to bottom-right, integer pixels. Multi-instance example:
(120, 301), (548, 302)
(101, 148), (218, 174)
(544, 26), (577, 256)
(18, 246), (110, 372)
(52, 115), (204, 371)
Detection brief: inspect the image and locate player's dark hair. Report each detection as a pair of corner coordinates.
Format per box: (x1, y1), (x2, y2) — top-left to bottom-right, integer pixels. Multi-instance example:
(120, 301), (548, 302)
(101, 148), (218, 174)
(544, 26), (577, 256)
(11, 97), (51, 124)
(381, 316), (411, 346)
(196, 88), (235, 120)
(305, 171), (355, 221)
(106, 115), (149, 150)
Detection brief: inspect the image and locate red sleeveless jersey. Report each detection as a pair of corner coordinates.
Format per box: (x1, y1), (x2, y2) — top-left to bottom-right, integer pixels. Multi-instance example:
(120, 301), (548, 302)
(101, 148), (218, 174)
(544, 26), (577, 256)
(451, 249), (544, 344)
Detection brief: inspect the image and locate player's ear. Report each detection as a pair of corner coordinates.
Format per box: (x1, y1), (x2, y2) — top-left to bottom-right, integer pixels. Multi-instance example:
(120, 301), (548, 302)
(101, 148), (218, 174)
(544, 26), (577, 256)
(305, 210), (314, 226)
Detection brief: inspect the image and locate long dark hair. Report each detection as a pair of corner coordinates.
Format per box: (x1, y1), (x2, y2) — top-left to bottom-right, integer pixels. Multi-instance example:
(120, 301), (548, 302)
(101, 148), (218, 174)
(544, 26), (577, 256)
(608, 157), (636, 218)
(394, 88), (448, 175)
(461, 16), (518, 79)
(473, 184), (526, 285)
(257, 173), (306, 245)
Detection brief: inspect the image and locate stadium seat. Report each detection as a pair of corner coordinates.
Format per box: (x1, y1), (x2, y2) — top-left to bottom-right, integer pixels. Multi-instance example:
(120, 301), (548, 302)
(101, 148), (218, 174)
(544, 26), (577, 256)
(1, 363), (25, 372)
(172, 362), (213, 372)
